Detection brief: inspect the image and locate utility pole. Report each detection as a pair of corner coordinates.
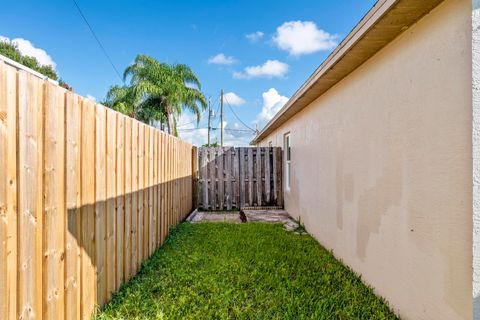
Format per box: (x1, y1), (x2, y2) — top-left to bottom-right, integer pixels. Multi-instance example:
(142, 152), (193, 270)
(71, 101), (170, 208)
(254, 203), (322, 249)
(207, 97), (211, 146)
(220, 89), (224, 147)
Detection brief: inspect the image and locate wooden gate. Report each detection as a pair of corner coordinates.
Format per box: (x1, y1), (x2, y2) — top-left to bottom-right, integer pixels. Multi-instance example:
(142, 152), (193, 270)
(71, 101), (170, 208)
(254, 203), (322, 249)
(197, 147), (283, 210)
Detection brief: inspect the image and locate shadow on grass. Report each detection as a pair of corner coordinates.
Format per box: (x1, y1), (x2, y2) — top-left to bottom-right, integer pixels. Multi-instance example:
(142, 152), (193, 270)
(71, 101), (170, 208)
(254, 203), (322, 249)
(95, 222), (399, 320)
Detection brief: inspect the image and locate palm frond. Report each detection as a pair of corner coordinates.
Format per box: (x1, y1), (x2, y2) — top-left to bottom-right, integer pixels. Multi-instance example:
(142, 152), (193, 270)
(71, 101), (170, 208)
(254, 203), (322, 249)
(107, 54), (207, 134)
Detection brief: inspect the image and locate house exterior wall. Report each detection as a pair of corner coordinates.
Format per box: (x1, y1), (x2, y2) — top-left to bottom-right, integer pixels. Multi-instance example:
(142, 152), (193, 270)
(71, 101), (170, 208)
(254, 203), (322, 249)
(259, 0), (472, 319)
(472, 0), (480, 318)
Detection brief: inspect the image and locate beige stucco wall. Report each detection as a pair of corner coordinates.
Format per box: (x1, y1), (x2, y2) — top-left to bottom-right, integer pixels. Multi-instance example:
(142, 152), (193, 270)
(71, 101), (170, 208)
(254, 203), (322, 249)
(259, 0), (472, 319)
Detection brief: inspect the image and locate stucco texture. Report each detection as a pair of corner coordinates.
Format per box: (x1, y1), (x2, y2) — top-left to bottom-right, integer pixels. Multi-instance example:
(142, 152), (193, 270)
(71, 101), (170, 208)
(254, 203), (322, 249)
(472, 1), (480, 319)
(259, 0), (472, 319)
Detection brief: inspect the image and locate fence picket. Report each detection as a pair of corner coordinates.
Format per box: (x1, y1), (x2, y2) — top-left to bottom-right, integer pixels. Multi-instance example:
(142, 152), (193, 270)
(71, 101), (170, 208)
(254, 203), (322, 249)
(148, 128), (154, 255)
(153, 130), (158, 249)
(217, 148), (224, 210)
(225, 148), (232, 210)
(65, 92), (81, 320)
(17, 71), (44, 320)
(200, 148), (208, 209)
(116, 116), (125, 289)
(233, 148), (239, 208)
(247, 148), (254, 207)
(265, 148), (271, 205)
(94, 105), (107, 307)
(42, 82), (66, 319)
(131, 122), (139, 276)
(137, 124), (144, 269)
(0, 61), (16, 320)
(256, 148), (262, 206)
(106, 109), (116, 300)
(124, 118), (132, 280)
(239, 148), (246, 209)
(80, 99), (96, 319)
(160, 132), (165, 244)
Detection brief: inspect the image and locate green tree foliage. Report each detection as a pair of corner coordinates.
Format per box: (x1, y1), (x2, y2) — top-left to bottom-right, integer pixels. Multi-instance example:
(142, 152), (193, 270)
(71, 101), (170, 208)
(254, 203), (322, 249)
(103, 85), (136, 117)
(202, 142), (220, 147)
(105, 54), (207, 136)
(0, 41), (58, 80)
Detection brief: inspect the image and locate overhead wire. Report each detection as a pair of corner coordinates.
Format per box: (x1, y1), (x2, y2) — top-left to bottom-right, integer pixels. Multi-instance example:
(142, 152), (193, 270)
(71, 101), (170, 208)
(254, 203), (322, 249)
(176, 108), (208, 128)
(223, 96), (257, 133)
(147, 93), (255, 144)
(177, 127), (252, 132)
(176, 93), (221, 128)
(72, 0), (124, 83)
(71, 1), (255, 139)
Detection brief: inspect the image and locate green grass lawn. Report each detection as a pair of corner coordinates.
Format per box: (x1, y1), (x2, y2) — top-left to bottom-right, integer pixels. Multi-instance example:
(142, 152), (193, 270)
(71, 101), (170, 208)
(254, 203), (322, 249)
(96, 222), (398, 320)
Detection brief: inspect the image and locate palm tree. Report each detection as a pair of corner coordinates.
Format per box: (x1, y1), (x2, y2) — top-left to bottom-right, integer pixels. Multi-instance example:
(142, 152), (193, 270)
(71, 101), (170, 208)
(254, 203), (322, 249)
(103, 85), (136, 117)
(122, 54), (207, 135)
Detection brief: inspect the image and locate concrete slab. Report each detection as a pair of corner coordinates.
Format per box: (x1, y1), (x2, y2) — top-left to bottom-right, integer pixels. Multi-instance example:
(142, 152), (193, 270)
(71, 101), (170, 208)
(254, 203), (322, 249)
(188, 209), (305, 234)
(243, 210), (290, 223)
(190, 211), (242, 223)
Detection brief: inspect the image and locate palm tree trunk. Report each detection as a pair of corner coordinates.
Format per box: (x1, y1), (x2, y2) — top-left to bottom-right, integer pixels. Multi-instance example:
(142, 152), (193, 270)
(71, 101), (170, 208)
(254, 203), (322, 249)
(167, 112), (174, 135)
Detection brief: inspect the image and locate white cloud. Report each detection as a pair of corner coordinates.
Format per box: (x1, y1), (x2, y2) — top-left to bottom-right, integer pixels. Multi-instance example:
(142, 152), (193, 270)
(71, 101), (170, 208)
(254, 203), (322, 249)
(246, 31), (264, 42)
(177, 113), (209, 146)
(233, 60), (288, 79)
(256, 88), (289, 126)
(0, 36), (56, 68)
(86, 94), (96, 101)
(273, 21), (337, 56)
(223, 92), (245, 106)
(208, 53), (237, 65)
(222, 121), (254, 146)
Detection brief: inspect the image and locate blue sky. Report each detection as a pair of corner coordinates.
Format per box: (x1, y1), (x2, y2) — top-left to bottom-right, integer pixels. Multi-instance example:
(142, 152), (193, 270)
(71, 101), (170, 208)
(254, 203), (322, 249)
(1, 0), (376, 145)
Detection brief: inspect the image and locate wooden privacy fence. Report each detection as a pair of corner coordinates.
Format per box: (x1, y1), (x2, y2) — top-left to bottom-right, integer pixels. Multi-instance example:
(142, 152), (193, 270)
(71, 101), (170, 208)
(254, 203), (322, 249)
(0, 61), (197, 320)
(197, 147), (283, 210)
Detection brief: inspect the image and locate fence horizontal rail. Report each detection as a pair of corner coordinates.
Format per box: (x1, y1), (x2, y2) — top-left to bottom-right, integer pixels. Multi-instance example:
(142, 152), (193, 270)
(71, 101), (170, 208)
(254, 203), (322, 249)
(0, 61), (197, 320)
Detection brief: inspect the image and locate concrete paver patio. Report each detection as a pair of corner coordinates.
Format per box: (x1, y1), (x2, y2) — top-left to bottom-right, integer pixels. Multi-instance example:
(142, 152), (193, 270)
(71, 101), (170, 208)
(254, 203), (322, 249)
(186, 209), (304, 234)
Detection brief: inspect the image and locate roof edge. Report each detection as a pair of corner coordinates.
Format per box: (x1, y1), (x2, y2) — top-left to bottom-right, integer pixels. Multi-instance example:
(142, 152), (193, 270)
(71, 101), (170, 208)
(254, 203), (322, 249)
(251, 0), (444, 145)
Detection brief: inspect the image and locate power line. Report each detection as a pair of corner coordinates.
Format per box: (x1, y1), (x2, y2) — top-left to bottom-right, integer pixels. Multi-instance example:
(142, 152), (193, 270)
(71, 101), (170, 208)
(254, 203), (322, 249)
(72, 0), (124, 83)
(223, 96), (256, 133)
(177, 127), (253, 133)
(212, 94), (221, 118)
(177, 128), (205, 132)
(224, 128), (254, 133)
(176, 108), (209, 128)
(176, 94), (221, 128)
(176, 119), (199, 128)
(176, 93), (256, 141)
